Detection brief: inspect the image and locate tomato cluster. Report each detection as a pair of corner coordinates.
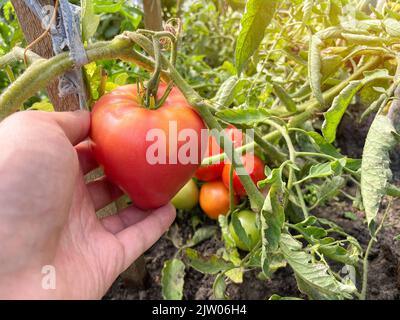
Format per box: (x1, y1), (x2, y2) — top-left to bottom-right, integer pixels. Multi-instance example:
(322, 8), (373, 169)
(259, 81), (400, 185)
(191, 126), (265, 219)
(91, 85), (266, 252)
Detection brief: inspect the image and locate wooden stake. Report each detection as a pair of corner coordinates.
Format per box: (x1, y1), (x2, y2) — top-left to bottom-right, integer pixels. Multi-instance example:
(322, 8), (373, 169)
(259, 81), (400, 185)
(11, 0), (80, 111)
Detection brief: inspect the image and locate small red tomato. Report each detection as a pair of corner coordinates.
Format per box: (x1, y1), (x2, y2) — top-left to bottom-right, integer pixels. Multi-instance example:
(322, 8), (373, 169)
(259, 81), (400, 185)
(199, 181), (238, 220)
(194, 125), (243, 181)
(222, 154), (266, 196)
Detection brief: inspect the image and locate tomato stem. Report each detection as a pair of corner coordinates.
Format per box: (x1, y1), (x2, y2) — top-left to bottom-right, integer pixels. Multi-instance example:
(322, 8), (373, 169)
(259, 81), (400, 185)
(145, 36), (162, 109)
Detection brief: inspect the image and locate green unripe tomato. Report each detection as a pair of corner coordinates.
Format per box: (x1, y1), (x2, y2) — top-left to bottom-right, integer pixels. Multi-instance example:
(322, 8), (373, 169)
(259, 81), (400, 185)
(229, 210), (260, 251)
(171, 179), (199, 210)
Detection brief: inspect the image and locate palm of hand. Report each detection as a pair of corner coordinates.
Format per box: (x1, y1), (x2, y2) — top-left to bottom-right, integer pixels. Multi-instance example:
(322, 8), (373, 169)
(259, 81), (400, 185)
(0, 111), (175, 299)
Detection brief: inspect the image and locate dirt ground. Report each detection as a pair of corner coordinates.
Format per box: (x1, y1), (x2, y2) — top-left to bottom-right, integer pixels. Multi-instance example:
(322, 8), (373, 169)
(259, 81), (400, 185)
(104, 106), (400, 300)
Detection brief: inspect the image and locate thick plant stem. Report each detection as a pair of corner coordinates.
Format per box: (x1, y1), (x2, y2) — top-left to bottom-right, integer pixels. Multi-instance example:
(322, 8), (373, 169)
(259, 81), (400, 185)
(0, 46), (42, 67)
(0, 37), (160, 117)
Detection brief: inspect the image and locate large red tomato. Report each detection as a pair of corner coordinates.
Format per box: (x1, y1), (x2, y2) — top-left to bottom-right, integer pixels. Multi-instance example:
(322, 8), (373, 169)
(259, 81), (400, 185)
(222, 153), (266, 196)
(90, 83), (207, 210)
(194, 125), (243, 181)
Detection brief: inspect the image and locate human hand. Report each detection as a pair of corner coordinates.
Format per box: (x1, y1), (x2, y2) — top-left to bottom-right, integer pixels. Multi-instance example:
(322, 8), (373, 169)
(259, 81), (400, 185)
(0, 111), (176, 299)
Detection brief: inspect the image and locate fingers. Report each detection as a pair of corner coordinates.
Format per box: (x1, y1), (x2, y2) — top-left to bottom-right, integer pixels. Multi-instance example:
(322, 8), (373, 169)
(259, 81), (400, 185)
(114, 204), (176, 270)
(75, 140), (98, 174)
(50, 110), (91, 145)
(87, 176), (123, 211)
(101, 206), (150, 234)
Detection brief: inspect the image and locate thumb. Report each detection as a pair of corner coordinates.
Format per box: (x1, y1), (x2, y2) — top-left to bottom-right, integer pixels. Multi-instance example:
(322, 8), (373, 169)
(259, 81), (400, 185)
(49, 110), (91, 145)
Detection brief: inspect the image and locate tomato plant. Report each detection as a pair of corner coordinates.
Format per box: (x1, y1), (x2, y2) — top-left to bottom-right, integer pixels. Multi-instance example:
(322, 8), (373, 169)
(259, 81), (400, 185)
(194, 125), (243, 182)
(91, 83), (206, 210)
(171, 179), (199, 210)
(222, 153), (266, 196)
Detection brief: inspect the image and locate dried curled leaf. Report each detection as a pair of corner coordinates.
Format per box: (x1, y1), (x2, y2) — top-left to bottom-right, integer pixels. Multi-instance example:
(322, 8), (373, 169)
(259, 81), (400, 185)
(361, 115), (396, 233)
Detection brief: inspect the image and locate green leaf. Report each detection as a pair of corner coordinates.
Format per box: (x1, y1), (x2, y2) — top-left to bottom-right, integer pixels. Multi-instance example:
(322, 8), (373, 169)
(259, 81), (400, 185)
(361, 115), (396, 233)
(273, 83), (297, 112)
(161, 259), (185, 300)
(218, 215), (237, 249)
(300, 162), (335, 183)
(213, 273), (227, 299)
(225, 267), (244, 283)
(302, 226), (328, 239)
(315, 176), (346, 206)
(113, 72), (129, 85)
(260, 166), (285, 275)
(308, 35), (325, 108)
(235, 0), (278, 74)
(185, 248), (234, 274)
(186, 226), (217, 247)
(94, 0), (123, 13)
(318, 241), (360, 266)
(167, 223), (183, 248)
(296, 216), (318, 227)
(322, 81), (363, 143)
(322, 69), (390, 143)
(27, 101), (54, 112)
(306, 131), (343, 158)
(81, 0), (100, 41)
(280, 233), (357, 300)
(383, 18), (400, 37)
(321, 55), (343, 80)
(216, 107), (270, 124)
(213, 76), (244, 108)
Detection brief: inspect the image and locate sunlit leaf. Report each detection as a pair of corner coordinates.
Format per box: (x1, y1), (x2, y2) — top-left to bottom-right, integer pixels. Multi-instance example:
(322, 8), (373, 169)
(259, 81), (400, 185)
(235, 0), (278, 74)
(81, 0), (100, 41)
(302, 0), (313, 25)
(383, 18), (400, 37)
